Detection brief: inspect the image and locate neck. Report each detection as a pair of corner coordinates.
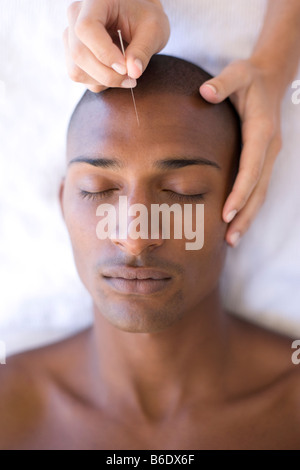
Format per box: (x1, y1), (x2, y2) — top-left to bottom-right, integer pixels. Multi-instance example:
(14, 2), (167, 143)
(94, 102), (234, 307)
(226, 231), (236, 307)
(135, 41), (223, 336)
(89, 287), (230, 420)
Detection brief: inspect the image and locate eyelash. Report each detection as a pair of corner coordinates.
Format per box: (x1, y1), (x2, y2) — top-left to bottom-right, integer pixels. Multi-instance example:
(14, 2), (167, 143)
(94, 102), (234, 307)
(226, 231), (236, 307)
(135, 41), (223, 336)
(79, 189), (204, 203)
(80, 189), (117, 201)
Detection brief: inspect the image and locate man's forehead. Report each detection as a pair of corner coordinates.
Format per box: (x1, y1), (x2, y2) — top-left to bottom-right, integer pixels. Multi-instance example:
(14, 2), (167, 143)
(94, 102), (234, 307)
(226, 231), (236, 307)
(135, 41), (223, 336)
(68, 90), (237, 176)
(67, 91), (230, 160)
(73, 88), (212, 122)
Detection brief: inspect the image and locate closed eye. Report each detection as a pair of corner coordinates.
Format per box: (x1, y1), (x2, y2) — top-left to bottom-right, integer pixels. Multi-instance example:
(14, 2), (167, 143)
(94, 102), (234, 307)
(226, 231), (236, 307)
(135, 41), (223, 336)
(79, 189), (118, 201)
(163, 190), (205, 203)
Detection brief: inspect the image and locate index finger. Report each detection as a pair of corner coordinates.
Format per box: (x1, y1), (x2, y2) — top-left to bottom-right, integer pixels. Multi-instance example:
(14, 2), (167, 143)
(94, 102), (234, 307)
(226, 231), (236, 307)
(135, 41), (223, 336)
(69, 0), (127, 73)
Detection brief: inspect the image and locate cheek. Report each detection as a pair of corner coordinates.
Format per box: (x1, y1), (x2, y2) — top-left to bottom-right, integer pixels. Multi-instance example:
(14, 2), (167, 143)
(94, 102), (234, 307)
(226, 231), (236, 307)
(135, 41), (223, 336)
(63, 190), (101, 276)
(202, 206), (227, 272)
(65, 202), (96, 247)
(175, 208), (227, 299)
(204, 208), (227, 249)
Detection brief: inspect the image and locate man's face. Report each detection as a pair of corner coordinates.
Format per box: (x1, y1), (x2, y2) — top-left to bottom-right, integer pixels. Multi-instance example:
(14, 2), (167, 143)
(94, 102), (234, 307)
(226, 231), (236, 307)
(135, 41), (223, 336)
(61, 89), (238, 333)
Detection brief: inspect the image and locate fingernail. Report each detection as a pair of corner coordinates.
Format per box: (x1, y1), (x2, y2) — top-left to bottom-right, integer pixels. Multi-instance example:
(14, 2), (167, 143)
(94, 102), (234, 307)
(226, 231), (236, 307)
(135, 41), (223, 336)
(134, 59), (143, 73)
(112, 63), (127, 75)
(226, 209), (238, 223)
(204, 83), (217, 95)
(230, 232), (241, 247)
(121, 78), (137, 88)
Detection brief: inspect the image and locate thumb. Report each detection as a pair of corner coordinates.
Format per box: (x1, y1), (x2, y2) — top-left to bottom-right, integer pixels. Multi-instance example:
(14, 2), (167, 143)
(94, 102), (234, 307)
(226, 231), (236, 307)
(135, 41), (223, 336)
(200, 60), (251, 103)
(125, 18), (170, 79)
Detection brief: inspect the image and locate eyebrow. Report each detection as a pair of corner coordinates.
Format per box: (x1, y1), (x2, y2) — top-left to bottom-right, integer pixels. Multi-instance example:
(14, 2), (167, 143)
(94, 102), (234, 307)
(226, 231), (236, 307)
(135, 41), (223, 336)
(68, 156), (122, 169)
(68, 156), (221, 171)
(155, 157), (221, 170)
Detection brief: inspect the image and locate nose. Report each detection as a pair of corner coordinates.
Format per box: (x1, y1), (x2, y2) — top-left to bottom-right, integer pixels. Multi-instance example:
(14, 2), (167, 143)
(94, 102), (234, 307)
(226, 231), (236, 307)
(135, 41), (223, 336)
(113, 235), (163, 257)
(110, 193), (164, 256)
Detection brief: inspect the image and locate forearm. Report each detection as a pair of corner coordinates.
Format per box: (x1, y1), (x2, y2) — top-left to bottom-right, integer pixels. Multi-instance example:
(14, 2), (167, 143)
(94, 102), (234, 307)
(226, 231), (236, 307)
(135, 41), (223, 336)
(251, 0), (300, 89)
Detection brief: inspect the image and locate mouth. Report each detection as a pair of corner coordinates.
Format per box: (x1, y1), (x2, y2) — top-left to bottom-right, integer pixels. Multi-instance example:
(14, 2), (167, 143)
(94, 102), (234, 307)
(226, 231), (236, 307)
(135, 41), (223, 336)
(102, 267), (173, 295)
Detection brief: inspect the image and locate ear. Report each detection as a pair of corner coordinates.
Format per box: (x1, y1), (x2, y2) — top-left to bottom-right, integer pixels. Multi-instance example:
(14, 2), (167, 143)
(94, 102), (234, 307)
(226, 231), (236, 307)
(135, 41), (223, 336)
(59, 177), (65, 220)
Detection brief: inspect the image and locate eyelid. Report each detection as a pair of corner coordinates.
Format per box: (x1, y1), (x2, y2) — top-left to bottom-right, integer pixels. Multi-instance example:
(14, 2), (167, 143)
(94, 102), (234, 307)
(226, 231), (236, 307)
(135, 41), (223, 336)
(79, 188), (119, 201)
(163, 190), (205, 203)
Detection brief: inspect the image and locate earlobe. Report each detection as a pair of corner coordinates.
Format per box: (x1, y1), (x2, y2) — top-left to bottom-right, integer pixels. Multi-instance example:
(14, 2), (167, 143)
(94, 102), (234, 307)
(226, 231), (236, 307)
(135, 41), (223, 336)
(59, 178), (65, 220)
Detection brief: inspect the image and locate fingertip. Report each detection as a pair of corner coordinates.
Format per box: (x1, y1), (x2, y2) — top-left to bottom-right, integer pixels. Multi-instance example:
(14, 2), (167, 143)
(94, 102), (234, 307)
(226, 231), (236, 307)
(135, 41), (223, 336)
(127, 58), (144, 79)
(112, 63), (127, 76)
(121, 77), (137, 89)
(200, 83), (220, 103)
(226, 231), (241, 248)
(224, 209), (238, 224)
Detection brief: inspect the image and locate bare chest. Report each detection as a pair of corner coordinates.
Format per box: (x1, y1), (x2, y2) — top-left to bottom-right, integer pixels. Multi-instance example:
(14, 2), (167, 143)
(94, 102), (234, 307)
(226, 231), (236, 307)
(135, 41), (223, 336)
(11, 398), (300, 450)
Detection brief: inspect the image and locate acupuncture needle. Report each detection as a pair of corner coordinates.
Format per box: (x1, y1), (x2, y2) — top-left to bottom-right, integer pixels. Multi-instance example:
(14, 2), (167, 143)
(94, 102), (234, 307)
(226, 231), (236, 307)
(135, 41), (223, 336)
(117, 29), (140, 127)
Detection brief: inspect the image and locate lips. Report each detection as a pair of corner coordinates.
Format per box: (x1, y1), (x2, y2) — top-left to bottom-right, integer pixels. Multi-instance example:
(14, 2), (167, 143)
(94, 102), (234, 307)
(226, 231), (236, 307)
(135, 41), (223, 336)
(102, 267), (172, 281)
(102, 267), (173, 295)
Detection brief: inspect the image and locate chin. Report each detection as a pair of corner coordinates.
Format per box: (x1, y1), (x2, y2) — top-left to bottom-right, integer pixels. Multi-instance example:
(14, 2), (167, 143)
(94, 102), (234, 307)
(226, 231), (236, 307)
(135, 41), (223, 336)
(97, 302), (184, 334)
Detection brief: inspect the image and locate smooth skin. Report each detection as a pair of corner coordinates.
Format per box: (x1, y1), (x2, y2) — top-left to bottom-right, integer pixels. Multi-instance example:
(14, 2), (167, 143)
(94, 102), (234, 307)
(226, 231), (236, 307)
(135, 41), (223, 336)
(0, 74), (299, 450)
(63, 0), (300, 246)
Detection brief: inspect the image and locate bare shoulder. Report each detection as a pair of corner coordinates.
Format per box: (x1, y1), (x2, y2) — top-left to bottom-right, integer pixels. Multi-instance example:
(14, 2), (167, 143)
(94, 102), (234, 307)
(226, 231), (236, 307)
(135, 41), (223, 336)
(0, 348), (46, 449)
(228, 313), (300, 404)
(226, 313), (300, 447)
(228, 312), (297, 374)
(0, 329), (90, 449)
